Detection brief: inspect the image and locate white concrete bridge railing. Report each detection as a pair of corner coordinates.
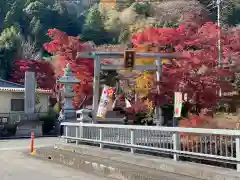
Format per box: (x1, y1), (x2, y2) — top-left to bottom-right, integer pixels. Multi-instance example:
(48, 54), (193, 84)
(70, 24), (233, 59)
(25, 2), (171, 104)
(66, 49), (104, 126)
(61, 122), (240, 172)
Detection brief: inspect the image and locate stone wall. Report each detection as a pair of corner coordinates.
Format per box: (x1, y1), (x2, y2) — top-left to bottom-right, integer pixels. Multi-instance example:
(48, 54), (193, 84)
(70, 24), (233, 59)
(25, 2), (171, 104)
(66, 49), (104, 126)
(15, 120), (43, 136)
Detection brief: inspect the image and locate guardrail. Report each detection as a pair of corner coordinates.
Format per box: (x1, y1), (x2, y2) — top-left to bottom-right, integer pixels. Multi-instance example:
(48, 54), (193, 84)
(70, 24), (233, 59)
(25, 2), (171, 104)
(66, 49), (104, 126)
(61, 122), (240, 172)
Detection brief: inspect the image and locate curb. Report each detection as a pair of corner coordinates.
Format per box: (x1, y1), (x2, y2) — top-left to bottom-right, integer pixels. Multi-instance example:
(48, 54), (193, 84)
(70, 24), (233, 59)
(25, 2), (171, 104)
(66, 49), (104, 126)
(32, 147), (200, 180)
(32, 148), (138, 180)
(54, 144), (240, 180)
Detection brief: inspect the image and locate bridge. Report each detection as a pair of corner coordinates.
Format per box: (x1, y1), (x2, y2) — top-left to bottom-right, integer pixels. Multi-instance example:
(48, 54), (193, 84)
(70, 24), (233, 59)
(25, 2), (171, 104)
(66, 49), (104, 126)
(14, 121), (237, 180)
(1, 123), (239, 180)
(61, 122), (240, 171)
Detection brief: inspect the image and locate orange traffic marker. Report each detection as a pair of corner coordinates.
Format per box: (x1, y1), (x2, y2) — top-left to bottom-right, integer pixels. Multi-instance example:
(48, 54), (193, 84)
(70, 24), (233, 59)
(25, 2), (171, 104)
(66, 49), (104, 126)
(30, 132), (35, 154)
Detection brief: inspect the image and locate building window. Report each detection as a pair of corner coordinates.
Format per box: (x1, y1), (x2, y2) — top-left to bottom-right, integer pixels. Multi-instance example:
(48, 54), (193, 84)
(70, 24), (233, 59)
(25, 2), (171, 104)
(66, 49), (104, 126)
(11, 99), (24, 111)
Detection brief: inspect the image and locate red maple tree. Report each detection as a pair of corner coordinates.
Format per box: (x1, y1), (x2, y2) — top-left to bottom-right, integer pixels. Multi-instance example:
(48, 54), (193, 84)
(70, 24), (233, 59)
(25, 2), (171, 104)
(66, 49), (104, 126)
(9, 59), (56, 90)
(131, 22), (236, 110)
(44, 29), (94, 108)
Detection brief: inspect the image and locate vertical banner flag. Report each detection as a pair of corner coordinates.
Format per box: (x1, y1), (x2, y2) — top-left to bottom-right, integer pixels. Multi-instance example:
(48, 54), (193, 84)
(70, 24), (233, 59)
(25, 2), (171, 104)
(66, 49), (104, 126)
(174, 92), (182, 118)
(97, 85), (114, 118)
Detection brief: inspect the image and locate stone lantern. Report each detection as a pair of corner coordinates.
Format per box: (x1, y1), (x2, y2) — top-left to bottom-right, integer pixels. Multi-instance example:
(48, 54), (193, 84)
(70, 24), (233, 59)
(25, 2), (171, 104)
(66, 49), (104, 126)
(58, 63), (80, 121)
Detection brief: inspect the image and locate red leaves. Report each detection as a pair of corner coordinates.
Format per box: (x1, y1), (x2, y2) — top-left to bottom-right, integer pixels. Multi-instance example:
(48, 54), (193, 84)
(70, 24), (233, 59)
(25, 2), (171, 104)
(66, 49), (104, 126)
(44, 29), (94, 108)
(44, 29), (91, 62)
(131, 22), (238, 108)
(131, 27), (179, 46)
(9, 59), (56, 90)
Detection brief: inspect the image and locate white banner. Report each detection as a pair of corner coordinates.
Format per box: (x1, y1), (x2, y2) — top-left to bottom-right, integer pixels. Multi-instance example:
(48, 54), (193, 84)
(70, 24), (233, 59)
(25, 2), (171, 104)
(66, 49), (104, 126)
(96, 85), (114, 118)
(174, 92), (182, 118)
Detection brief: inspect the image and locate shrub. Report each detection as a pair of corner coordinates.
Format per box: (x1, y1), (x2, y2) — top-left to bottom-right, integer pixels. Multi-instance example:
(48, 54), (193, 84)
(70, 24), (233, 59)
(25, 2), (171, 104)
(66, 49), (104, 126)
(125, 103), (154, 125)
(0, 124), (18, 137)
(40, 109), (57, 134)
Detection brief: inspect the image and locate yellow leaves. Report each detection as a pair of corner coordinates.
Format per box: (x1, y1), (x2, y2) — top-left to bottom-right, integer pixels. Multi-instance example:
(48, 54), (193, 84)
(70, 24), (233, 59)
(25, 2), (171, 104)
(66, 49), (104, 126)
(129, 18), (158, 34)
(135, 44), (155, 65)
(134, 44), (156, 96)
(136, 71), (155, 85)
(136, 58), (154, 65)
(144, 98), (154, 118)
(135, 45), (171, 65)
(144, 99), (153, 110)
(162, 58), (169, 64)
(135, 71), (155, 96)
(129, 20), (151, 34)
(134, 44), (170, 65)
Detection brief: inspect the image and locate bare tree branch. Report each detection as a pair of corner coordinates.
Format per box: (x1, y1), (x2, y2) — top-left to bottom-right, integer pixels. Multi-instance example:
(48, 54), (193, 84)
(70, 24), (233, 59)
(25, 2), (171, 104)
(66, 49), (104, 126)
(17, 36), (42, 60)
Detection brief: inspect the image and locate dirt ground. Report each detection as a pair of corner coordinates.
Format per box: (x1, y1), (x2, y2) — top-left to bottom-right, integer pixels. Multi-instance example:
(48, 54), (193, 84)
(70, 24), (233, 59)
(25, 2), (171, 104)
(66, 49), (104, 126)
(213, 113), (240, 129)
(179, 113), (240, 129)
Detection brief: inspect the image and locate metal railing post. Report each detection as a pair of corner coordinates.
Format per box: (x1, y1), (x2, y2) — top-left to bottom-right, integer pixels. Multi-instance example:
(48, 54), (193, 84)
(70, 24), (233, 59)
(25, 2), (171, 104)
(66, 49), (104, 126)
(65, 126), (68, 143)
(80, 123), (83, 139)
(236, 136), (240, 172)
(100, 128), (104, 149)
(173, 132), (180, 161)
(131, 129), (135, 153)
(76, 126), (79, 145)
(117, 128), (120, 142)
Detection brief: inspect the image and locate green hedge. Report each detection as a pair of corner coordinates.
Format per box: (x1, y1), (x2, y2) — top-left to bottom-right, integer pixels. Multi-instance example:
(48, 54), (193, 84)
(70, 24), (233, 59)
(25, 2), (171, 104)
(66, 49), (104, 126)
(40, 109), (57, 134)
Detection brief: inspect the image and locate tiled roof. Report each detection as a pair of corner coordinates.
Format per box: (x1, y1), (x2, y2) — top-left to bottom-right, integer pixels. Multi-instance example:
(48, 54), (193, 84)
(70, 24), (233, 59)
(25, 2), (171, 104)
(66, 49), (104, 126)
(0, 78), (24, 88)
(0, 79), (51, 94)
(0, 87), (52, 94)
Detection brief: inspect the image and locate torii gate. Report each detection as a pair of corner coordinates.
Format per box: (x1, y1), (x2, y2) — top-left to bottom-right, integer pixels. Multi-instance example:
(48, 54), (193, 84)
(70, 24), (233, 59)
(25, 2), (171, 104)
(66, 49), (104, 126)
(79, 51), (183, 125)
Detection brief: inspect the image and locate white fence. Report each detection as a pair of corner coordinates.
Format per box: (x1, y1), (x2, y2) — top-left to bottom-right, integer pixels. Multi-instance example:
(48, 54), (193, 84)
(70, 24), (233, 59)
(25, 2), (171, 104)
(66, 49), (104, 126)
(61, 122), (240, 172)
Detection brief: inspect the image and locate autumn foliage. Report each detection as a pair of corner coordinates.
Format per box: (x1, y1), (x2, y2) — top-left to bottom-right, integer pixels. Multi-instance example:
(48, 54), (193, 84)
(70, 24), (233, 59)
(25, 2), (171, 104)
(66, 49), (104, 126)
(131, 22), (238, 109)
(9, 59), (56, 90)
(44, 29), (94, 107)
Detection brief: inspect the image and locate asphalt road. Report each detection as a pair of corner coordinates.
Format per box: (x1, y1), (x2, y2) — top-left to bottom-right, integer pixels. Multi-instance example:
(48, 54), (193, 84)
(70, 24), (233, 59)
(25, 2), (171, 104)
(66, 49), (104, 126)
(0, 137), (111, 180)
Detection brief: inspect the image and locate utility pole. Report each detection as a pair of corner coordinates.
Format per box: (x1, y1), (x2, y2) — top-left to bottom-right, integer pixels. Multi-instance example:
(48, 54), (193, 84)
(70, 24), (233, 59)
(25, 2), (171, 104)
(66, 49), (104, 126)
(155, 56), (163, 126)
(217, 0), (222, 99)
(217, 0), (222, 68)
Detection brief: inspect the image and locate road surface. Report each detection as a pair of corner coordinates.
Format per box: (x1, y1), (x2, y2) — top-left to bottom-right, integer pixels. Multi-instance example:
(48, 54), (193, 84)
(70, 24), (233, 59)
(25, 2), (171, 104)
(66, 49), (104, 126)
(0, 137), (110, 180)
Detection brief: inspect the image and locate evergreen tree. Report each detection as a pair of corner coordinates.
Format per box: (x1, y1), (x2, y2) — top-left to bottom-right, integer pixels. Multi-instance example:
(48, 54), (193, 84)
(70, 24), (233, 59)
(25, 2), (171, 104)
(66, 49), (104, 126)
(0, 26), (21, 78)
(81, 6), (113, 45)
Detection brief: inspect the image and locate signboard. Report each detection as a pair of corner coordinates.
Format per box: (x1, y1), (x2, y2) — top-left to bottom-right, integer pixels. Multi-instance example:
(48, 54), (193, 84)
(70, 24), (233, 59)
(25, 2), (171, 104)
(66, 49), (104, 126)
(97, 85), (114, 118)
(124, 50), (135, 69)
(174, 92), (182, 118)
(24, 72), (36, 114)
